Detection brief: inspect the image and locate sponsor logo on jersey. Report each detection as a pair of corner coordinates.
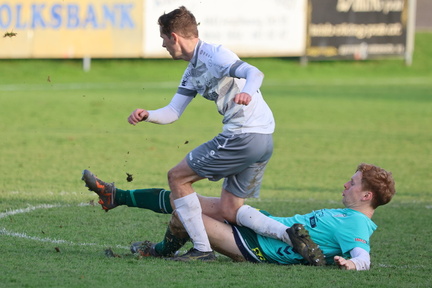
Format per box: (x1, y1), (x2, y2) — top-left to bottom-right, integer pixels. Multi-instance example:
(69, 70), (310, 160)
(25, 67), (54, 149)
(355, 238), (367, 244)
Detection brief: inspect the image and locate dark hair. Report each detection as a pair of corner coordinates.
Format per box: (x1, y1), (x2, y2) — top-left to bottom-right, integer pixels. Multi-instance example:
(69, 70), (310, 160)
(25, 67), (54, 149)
(356, 163), (396, 209)
(158, 6), (199, 39)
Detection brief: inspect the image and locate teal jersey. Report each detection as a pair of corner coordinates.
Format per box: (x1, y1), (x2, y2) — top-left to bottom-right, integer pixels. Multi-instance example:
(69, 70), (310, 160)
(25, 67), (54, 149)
(257, 208), (377, 265)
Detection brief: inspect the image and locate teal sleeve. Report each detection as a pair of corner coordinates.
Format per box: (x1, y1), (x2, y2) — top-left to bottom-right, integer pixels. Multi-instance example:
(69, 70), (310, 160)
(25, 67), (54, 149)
(258, 209), (272, 217)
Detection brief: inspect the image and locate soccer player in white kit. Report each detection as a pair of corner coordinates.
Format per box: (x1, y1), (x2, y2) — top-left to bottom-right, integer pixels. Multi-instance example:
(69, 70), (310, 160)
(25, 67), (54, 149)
(126, 6), (303, 261)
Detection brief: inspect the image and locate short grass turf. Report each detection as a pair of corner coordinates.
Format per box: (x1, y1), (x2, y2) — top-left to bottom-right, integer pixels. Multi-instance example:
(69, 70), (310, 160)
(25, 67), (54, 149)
(0, 32), (431, 288)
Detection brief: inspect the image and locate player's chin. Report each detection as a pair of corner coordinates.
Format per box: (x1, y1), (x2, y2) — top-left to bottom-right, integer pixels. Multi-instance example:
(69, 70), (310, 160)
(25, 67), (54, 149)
(168, 52), (182, 60)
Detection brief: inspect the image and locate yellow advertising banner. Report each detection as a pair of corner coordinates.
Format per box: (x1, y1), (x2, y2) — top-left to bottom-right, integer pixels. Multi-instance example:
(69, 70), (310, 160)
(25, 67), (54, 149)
(0, 0), (143, 58)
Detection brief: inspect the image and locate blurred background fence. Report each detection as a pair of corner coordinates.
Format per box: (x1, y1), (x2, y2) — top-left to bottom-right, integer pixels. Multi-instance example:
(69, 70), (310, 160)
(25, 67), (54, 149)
(0, 0), (428, 63)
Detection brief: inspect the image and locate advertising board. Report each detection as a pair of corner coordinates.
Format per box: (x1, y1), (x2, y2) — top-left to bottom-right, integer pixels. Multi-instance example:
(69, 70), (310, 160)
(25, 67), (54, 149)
(0, 0), (143, 58)
(0, 0), (307, 58)
(143, 0), (307, 57)
(305, 0), (412, 61)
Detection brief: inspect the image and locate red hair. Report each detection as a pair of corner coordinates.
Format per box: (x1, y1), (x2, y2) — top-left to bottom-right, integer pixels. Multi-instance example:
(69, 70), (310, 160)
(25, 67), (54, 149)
(357, 163), (396, 209)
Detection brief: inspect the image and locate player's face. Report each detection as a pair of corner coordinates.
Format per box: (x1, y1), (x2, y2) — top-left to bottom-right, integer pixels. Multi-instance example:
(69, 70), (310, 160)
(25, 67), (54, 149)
(342, 171), (365, 208)
(160, 29), (181, 60)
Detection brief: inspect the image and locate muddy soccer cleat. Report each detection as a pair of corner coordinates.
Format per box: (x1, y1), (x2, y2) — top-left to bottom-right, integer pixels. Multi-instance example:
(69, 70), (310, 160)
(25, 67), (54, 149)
(130, 241), (162, 257)
(82, 169), (117, 211)
(287, 223), (326, 266)
(168, 248), (216, 262)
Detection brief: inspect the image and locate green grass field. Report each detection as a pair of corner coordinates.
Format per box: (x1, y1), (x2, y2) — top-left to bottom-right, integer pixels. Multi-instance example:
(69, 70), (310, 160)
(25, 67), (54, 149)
(1, 32), (431, 288)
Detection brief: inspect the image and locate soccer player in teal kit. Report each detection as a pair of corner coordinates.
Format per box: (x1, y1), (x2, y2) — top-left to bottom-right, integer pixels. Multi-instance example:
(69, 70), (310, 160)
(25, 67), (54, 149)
(83, 163), (395, 270)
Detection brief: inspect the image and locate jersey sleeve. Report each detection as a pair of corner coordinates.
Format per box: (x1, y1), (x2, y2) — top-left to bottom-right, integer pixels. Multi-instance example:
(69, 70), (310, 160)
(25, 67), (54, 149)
(334, 219), (373, 254)
(145, 93), (193, 124)
(229, 61), (264, 96)
(176, 66), (198, 97)
(349, 247), (371, 270)
(207, 45), (241, 78)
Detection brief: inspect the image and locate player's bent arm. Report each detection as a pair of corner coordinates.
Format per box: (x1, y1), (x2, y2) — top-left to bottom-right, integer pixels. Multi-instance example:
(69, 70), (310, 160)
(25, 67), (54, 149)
(145, 93), (193, 124)
(230, 61), (264, 96)
(349, 247), (371, 271)
(334, 247), (370, 271)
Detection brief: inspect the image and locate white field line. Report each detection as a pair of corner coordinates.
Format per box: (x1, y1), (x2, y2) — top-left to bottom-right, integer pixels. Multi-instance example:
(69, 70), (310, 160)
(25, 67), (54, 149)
(375, 263), (426, 269)
(0, 203), (129, 250)
(0, 203), (63, 219)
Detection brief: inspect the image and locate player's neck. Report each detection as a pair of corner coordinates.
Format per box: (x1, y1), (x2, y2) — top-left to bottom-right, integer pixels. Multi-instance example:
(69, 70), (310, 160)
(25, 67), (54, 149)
(179, 38), (199, 61)
(353, 206), (374, 219)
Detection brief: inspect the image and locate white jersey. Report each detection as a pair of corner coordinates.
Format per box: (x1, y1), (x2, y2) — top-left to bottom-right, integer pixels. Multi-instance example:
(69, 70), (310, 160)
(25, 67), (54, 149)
(177, 40), (275, 134)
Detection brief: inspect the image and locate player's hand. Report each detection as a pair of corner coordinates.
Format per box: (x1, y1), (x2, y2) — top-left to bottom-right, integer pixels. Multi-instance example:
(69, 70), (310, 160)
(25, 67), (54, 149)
(128, 109), (149, 125)
(334, 256), (356, 270)
(234, 93), (252, 105)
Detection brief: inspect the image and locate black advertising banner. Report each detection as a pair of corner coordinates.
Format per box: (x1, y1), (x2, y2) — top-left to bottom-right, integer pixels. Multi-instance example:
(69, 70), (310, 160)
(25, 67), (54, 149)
(306, 0), (408, 60)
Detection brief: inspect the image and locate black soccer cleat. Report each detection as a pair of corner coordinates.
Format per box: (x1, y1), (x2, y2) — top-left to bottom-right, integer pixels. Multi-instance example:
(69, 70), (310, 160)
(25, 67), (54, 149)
(287, 224), (326, 266)
(167, 248), (216, 262)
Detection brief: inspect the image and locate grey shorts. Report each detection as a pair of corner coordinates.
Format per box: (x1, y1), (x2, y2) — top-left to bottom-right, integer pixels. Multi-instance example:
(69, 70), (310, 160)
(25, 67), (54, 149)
(186, 133), (273, 198)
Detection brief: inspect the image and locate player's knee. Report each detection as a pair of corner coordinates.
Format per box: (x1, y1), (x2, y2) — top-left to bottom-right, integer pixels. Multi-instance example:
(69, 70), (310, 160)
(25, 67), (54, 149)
(167, 168), (192, 198)
(220, 205), (238, 224)
(167, 167), (180, 186)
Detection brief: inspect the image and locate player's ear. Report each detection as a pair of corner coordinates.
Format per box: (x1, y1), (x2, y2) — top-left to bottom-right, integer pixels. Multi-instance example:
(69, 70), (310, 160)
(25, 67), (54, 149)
(171, 32), (179, 42)
(363, 191), (373, 201)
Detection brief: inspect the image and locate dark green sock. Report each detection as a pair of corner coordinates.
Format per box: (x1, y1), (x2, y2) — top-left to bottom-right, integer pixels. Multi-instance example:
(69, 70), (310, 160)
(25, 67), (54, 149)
(154, 226), (190, 257)
(114, 188), (173, 214)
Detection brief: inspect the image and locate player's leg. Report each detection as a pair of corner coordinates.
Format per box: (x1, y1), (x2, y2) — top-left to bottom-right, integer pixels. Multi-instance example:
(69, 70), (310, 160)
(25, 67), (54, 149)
(133, 211), (245, 261)
(218, 189), (244, 223)
(217, 133), (294, 245)
(224, 160), (293, 246)
(198, 195), (224, 222)
(169, 213), (246, 262)
(229, 193), (325, 265)
(82, 169), (222, 216)
(220, 182), (292, 245)
(82, 169), (172, 213)
(167, 158), (215, 258)
(202, 214), (246, 262)
(131, 212), (190, 257)
(116, 188), (172, 213)
(166, 132), (263, 259)
(223, 150), (325, 265)
(167, 132), (278, 260)
(167, 134), (251, 259)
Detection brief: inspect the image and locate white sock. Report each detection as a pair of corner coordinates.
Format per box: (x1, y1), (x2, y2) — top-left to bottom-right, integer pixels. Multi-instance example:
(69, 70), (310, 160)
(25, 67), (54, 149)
(173, 192), (212, 252)
(236, 205), (292, 246)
